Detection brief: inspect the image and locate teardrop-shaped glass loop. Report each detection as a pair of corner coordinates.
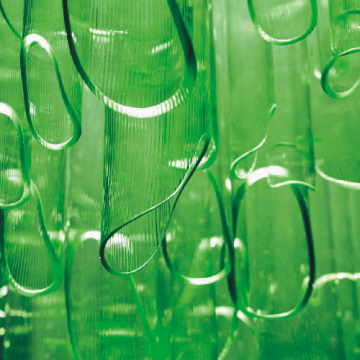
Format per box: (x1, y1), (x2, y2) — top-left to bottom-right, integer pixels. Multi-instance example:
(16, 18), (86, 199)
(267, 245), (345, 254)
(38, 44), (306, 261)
(162, 170), (232, 286)
(322, 49), (360, 99)
(1, 181), (62, 297)
(0, 0), (23, 39)
(62, 0), (196, 117)
(0, 103), (30, 209)
(233, 172), (315, 319)
(247, 0), (317, 45)
(65, 232), (151, 360)
(100, 134), (210, 275)
(21, 34), (81, 150)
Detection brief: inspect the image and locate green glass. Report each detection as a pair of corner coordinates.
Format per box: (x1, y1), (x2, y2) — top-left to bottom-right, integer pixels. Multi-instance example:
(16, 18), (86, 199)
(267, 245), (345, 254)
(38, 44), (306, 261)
(100, 0), (211, 275)
(248, 0), (317, 45)
(309, 8), (360, 187)
(65, 234), (151, 360)
(0, 0), (23, 39)
(162, 169), (232, 286)
(316, 0), (360, 99)
(1, 182), (62, 297)
(216, 0), (276, 180)
(21, 0), (82, 149)
(233, 171), (315, 319)
(0, 104), (30, 209)
(254, 175), (360, 359)
(0, 4), (64, 297)
(3, 284), (72, 359)
(161, 38), (233, 286)
(66, 86), (104, 232)
(63, 0), (196, 117)
(267, 41), (315, 188)
(1, 0), (360, 359)
(0, 5), (30, 209)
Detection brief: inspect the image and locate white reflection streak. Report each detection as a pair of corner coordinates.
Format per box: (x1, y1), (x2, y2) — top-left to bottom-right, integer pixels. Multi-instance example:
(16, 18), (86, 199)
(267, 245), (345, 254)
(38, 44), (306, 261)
(247, 166), (289, 186)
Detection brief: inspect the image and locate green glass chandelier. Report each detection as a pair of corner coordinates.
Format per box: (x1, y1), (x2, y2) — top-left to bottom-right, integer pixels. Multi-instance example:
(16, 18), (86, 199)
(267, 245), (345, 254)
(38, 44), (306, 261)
(0, 0), (360, 359)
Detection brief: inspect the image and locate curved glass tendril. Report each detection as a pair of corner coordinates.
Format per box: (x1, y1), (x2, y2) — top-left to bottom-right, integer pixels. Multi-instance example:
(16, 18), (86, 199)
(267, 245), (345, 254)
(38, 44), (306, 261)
(0, 0), (21, 39)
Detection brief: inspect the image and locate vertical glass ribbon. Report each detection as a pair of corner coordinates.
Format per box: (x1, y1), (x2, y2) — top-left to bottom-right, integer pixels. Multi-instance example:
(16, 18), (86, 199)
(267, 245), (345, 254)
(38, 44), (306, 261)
(93, 0), (210, 275)
(219, 0), (276, 180)
(309, 1), (360, 187)
(226, 29), (315, 319)
(266, 41), (315, 188)
(247, 0), (317, 45)
(160, 42), (245, 356)
(20, 0), (82, 150)
(317, 0), (360, 99)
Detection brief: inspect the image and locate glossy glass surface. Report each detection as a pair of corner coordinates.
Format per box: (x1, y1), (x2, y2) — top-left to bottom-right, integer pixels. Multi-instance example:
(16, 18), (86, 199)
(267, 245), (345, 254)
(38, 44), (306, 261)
(0, 0), (359, 359)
